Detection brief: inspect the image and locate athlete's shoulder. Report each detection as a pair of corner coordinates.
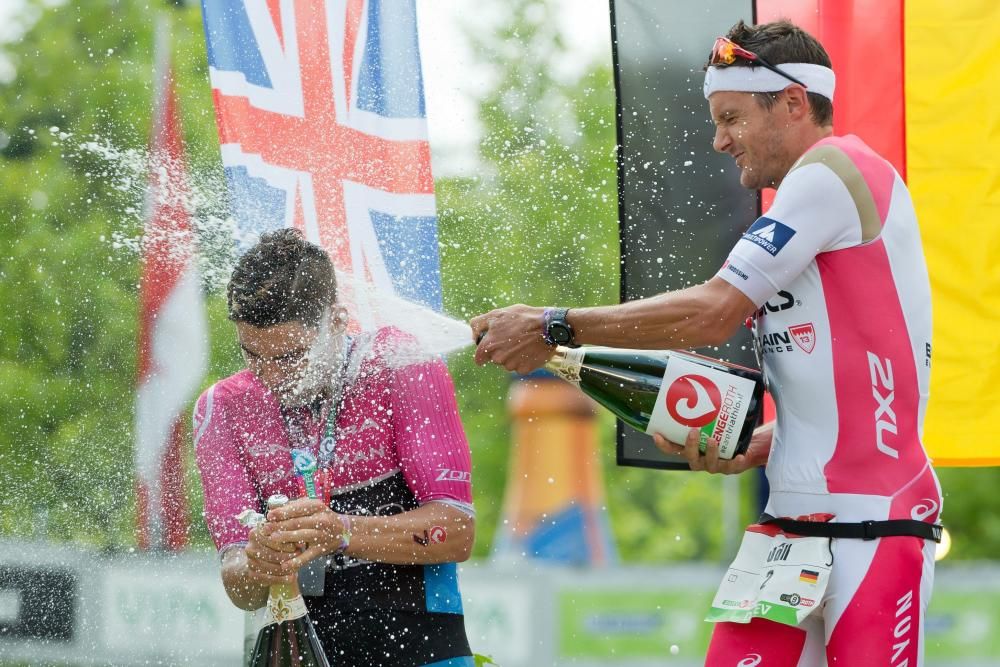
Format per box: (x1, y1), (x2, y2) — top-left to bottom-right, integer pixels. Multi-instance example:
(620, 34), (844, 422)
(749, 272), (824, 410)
(794, 135), (894, 179)
(193, 370), (273, 451)
(195, 370), (261, 414)
(782, 135), (898, 242)
(209, 369), (261, 399)
(370, 325), (421, 357)
(350, 326), (433, 376)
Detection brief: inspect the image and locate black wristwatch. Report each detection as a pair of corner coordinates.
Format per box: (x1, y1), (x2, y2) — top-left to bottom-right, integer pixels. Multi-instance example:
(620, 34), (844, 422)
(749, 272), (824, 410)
(543, 307), (578, 347)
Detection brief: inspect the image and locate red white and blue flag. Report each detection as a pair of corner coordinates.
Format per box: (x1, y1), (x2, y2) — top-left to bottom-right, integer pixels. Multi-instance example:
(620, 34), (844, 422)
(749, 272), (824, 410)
(135, 24), (208, 551)
(200, 0), (442, 321)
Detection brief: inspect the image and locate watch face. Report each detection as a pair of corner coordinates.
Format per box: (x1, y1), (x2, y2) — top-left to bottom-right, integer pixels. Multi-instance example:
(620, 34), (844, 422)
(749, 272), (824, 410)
(550, 323), (572, 344)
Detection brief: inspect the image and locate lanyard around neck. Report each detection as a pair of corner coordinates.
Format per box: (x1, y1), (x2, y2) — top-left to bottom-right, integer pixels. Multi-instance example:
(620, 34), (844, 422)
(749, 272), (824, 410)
(279, 337), (353, 465)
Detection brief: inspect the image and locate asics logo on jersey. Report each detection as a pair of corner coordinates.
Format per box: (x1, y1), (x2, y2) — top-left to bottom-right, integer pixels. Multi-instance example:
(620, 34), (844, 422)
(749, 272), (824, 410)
(911, 499), (939, 521)
(737, 655), (762, 667)
(666, 374), (721, 427)
(867, 352), (899, 459)
(743, 217), (796, 256)
(756, 290), (798, 317)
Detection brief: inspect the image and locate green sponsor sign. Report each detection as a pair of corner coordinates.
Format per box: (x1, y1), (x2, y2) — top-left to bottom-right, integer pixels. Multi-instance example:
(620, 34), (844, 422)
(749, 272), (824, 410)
(558, 589), (715, 659)
(557, 583), (1000, 662)
(925, 590), (1000, 659)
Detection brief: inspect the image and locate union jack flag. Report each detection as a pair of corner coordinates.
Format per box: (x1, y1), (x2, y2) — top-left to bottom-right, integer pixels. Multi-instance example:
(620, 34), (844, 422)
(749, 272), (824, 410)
(200, 0), (442, 319)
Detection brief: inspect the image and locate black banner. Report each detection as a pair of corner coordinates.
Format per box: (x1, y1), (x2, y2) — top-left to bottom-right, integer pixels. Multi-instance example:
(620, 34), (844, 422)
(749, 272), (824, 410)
(611, 0), (759, 469)
(0, 565), (76, 640)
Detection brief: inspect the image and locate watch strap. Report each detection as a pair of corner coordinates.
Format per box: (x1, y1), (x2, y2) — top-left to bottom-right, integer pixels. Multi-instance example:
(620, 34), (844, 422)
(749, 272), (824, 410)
(542, 307), (558, 345)
(543, 307), (576, 347)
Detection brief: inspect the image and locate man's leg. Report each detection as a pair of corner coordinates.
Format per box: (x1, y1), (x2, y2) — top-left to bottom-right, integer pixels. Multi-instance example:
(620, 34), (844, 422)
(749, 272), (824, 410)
(824, 535), (935, 666)
(706, 615), (825, 666)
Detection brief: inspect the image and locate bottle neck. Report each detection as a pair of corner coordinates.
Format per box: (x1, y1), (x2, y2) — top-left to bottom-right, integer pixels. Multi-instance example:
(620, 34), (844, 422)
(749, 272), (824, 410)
(546, 346), (586, 384)
(266, 580), (308, 624)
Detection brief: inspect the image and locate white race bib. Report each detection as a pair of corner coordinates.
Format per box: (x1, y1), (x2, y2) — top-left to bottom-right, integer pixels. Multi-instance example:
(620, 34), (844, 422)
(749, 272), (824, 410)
(706, 523), (833, 627)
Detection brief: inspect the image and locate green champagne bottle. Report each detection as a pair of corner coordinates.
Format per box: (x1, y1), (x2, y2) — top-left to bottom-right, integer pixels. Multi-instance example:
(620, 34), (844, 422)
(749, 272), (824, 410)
(243, 495), (332, 667)
(546, 346), (764, 459)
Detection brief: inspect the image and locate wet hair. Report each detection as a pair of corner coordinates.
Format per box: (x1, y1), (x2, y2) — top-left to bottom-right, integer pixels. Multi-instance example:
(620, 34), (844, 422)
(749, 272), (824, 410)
(709, 20), (834, 126)
(227, 228), (337, 327)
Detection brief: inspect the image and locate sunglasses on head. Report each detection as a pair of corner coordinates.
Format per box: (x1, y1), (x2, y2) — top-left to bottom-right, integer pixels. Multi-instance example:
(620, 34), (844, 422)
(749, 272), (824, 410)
(710, 36), (807, 89)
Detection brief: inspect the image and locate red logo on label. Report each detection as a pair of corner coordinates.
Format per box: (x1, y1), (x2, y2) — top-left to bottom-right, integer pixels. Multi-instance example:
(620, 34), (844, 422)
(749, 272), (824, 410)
(665, 374), (722, 427)
(789, 323), (816, 354)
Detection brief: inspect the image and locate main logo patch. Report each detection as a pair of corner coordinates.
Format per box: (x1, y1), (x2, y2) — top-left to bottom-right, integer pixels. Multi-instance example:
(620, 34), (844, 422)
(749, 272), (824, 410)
(743, 217), (796, 256)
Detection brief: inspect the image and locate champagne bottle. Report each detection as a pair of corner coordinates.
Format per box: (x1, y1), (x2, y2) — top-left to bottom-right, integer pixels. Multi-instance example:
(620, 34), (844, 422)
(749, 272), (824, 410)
(546, 346), (764, 459)
(240, 494), (331, 667)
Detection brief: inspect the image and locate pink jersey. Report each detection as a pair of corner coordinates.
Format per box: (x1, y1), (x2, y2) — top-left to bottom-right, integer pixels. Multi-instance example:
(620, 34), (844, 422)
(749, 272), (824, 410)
(713, 135), (940, 666)
(718, 134), (941, 522)
(193, 327), (474, 553)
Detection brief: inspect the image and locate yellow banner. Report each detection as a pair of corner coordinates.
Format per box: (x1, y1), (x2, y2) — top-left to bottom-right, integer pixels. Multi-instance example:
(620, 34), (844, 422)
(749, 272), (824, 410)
(906, 2), (1000, 465)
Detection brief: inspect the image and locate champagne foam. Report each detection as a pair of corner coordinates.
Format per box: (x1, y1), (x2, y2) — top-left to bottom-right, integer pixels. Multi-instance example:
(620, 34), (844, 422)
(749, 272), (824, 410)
(63, 130), (474, 369)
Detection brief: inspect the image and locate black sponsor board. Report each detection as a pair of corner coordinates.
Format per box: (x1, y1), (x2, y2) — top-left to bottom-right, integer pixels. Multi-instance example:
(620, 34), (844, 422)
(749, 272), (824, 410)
(610, 0), (759, 469)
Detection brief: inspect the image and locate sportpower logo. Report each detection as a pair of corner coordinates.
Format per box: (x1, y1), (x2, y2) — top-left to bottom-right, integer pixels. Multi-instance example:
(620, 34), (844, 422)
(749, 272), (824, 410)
(743, 217), (796, 256)
(665, 374), (721, 427)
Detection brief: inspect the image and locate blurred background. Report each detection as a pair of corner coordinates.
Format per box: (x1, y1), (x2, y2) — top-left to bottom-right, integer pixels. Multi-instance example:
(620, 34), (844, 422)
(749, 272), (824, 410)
(0, 0), (998, 665)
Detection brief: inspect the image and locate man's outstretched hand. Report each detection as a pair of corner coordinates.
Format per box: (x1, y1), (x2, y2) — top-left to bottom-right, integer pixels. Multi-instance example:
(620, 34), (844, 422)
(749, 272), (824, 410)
(470, 305), (555, 375)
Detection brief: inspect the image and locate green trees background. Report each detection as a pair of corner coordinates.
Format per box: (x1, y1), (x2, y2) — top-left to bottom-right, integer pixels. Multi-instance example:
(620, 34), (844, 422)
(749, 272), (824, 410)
(1, 0), (996, 562)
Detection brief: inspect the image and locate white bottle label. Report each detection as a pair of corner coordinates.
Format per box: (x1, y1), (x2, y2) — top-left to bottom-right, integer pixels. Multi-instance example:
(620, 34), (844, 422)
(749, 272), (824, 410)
(263, 592), (309, 627)
(548, 347), (586, 384)
(646, 354), (756, 459)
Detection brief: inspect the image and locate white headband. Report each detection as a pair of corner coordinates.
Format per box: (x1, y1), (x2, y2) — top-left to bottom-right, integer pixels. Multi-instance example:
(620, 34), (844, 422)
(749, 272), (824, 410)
(703, 64), (836, 101)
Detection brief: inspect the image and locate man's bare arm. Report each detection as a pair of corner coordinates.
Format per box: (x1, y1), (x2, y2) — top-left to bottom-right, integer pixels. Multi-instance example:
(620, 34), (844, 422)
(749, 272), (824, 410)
(471, 277), (758, 374)
(569, 277), (757, 349)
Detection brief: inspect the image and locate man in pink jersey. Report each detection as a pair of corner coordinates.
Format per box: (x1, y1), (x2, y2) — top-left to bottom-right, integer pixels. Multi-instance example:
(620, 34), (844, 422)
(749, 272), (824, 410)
(471, 20), (941, 667)
(194, 229), (477, 666)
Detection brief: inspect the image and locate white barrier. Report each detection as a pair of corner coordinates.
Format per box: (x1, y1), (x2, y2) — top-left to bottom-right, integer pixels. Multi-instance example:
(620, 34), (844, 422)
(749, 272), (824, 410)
(0, 541), (996, 666)
(0, 540), (242, 666)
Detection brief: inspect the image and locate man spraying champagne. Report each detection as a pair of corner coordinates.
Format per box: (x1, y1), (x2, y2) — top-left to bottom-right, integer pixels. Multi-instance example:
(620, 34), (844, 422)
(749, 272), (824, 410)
(472, 20), (942, 667)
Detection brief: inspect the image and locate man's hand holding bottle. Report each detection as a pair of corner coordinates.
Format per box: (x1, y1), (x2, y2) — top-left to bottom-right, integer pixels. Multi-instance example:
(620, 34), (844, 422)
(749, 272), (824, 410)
(243, 514), (302, 586)
(653, 422), (773, 474)
(242, 497), (346, 585)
